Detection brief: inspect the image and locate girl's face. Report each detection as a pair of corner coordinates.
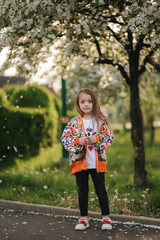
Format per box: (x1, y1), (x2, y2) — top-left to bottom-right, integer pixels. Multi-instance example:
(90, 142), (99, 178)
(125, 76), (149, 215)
(79, 93), (93, 118)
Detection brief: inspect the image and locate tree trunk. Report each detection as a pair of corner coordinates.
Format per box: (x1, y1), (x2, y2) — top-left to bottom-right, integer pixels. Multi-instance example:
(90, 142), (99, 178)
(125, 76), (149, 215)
(129, 79), (147, 187)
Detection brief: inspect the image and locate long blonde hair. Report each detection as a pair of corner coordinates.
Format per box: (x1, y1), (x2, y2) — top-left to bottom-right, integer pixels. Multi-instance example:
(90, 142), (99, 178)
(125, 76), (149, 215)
(75, 88), (111, 132)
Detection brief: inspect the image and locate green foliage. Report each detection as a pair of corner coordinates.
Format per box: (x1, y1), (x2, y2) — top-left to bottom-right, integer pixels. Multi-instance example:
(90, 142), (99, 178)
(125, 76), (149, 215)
(0, 88), (8, 106)
(3, 84), (18, 101)
(10, 84), (50, 108)
(0, 85), (59, 158)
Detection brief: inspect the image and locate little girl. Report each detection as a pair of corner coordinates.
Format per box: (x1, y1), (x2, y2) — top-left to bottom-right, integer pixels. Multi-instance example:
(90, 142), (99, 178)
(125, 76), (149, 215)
(61, 88), (114, 231)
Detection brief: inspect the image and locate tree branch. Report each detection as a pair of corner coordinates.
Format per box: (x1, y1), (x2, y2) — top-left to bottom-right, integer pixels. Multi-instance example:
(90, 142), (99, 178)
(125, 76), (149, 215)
(94, 34), (130, 85)
(117, 63), (131, 86)
(94, 38), (102, 57)
(138, 50), (155, 77)
(107, 25), (126, 49)
(142, 43), (152, 48)
(103, 14), (123, 25)
(135, 35), (144, 53)
(97, 58), (131, 86)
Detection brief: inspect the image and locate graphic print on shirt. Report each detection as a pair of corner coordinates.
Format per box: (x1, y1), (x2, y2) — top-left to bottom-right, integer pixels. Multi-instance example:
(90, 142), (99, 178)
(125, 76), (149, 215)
(83, 118), (98, 169)
(85, 127), (96, 152)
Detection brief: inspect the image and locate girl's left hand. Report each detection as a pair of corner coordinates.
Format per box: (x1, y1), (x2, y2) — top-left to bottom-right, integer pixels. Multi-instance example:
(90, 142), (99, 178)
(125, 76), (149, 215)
(87, 135), (97, 144)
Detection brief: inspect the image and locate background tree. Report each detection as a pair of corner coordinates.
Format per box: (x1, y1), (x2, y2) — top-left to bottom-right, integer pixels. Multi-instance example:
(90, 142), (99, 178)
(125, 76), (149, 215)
(64, 59), (125, 106)
(0, 0), (160, 187)
(140, 70), (160, 144)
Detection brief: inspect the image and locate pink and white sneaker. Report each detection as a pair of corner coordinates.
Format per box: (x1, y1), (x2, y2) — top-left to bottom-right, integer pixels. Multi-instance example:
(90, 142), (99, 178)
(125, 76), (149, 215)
(75, 217), (89, 230)
(101, 217), (112, 230)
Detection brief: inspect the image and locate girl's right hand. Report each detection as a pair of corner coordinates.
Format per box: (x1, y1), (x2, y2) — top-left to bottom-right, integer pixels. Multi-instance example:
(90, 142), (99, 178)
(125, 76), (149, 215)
(79, 137), (87, 146)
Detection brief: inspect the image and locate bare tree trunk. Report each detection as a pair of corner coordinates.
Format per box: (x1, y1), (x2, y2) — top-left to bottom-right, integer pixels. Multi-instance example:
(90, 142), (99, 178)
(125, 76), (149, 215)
(127, 33), (147, 187)
(130, 80), (147, 187)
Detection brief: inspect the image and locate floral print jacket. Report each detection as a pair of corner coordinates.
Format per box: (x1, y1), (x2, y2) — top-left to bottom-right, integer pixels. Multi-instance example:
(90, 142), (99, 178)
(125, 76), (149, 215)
(61, 115), (114, 175)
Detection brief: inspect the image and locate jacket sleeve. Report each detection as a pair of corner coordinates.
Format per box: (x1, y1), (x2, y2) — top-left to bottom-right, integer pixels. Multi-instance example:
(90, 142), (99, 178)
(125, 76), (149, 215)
(60, 118), (83, 153)
(94, 121), (114, 151)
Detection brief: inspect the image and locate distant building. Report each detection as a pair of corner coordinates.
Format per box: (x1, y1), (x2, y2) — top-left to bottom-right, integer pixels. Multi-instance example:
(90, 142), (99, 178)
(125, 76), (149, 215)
(0, 75), (27, 88)
(0, 75), (59, 97)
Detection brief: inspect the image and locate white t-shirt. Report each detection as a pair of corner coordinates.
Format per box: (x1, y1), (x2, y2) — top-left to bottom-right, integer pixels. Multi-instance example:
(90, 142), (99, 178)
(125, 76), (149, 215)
(83, 118), (97, 169)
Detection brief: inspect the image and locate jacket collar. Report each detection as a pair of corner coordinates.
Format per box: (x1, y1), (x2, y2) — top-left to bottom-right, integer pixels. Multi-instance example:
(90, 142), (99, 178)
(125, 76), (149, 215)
(79, 115), (104, 132)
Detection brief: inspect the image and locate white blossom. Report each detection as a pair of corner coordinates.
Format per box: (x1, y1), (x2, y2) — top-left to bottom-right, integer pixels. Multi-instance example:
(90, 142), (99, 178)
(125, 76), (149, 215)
(0, 0), (159, 83)
(22, 187), (26, 191)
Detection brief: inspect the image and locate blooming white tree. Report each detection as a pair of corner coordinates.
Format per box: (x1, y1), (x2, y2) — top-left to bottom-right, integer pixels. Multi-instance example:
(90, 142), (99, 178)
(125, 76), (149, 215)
(65, 60), (103, 107)
(64, 58), (127, 110)
(0, 0), (160, 187)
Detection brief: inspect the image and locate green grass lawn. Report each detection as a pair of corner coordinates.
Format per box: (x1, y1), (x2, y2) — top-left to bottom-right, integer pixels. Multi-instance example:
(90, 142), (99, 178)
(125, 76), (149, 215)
(0, 130), (160, 218)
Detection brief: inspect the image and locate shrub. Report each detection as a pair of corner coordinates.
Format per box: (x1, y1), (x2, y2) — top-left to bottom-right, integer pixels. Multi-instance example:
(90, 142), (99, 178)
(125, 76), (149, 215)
(10, 84), (50, 108)
(3, 84), (18, 101)
(0, 85), (59, 158)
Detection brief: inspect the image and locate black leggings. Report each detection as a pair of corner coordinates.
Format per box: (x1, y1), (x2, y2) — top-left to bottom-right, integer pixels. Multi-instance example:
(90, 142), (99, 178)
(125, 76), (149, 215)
(75, 169), (110, 216)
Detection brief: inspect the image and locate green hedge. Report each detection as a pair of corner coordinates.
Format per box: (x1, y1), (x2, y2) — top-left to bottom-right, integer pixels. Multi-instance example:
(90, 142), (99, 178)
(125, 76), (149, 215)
(3, 84), (18, 101)
(0, 84), (59, 158)
(10, 85), (50, 108)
